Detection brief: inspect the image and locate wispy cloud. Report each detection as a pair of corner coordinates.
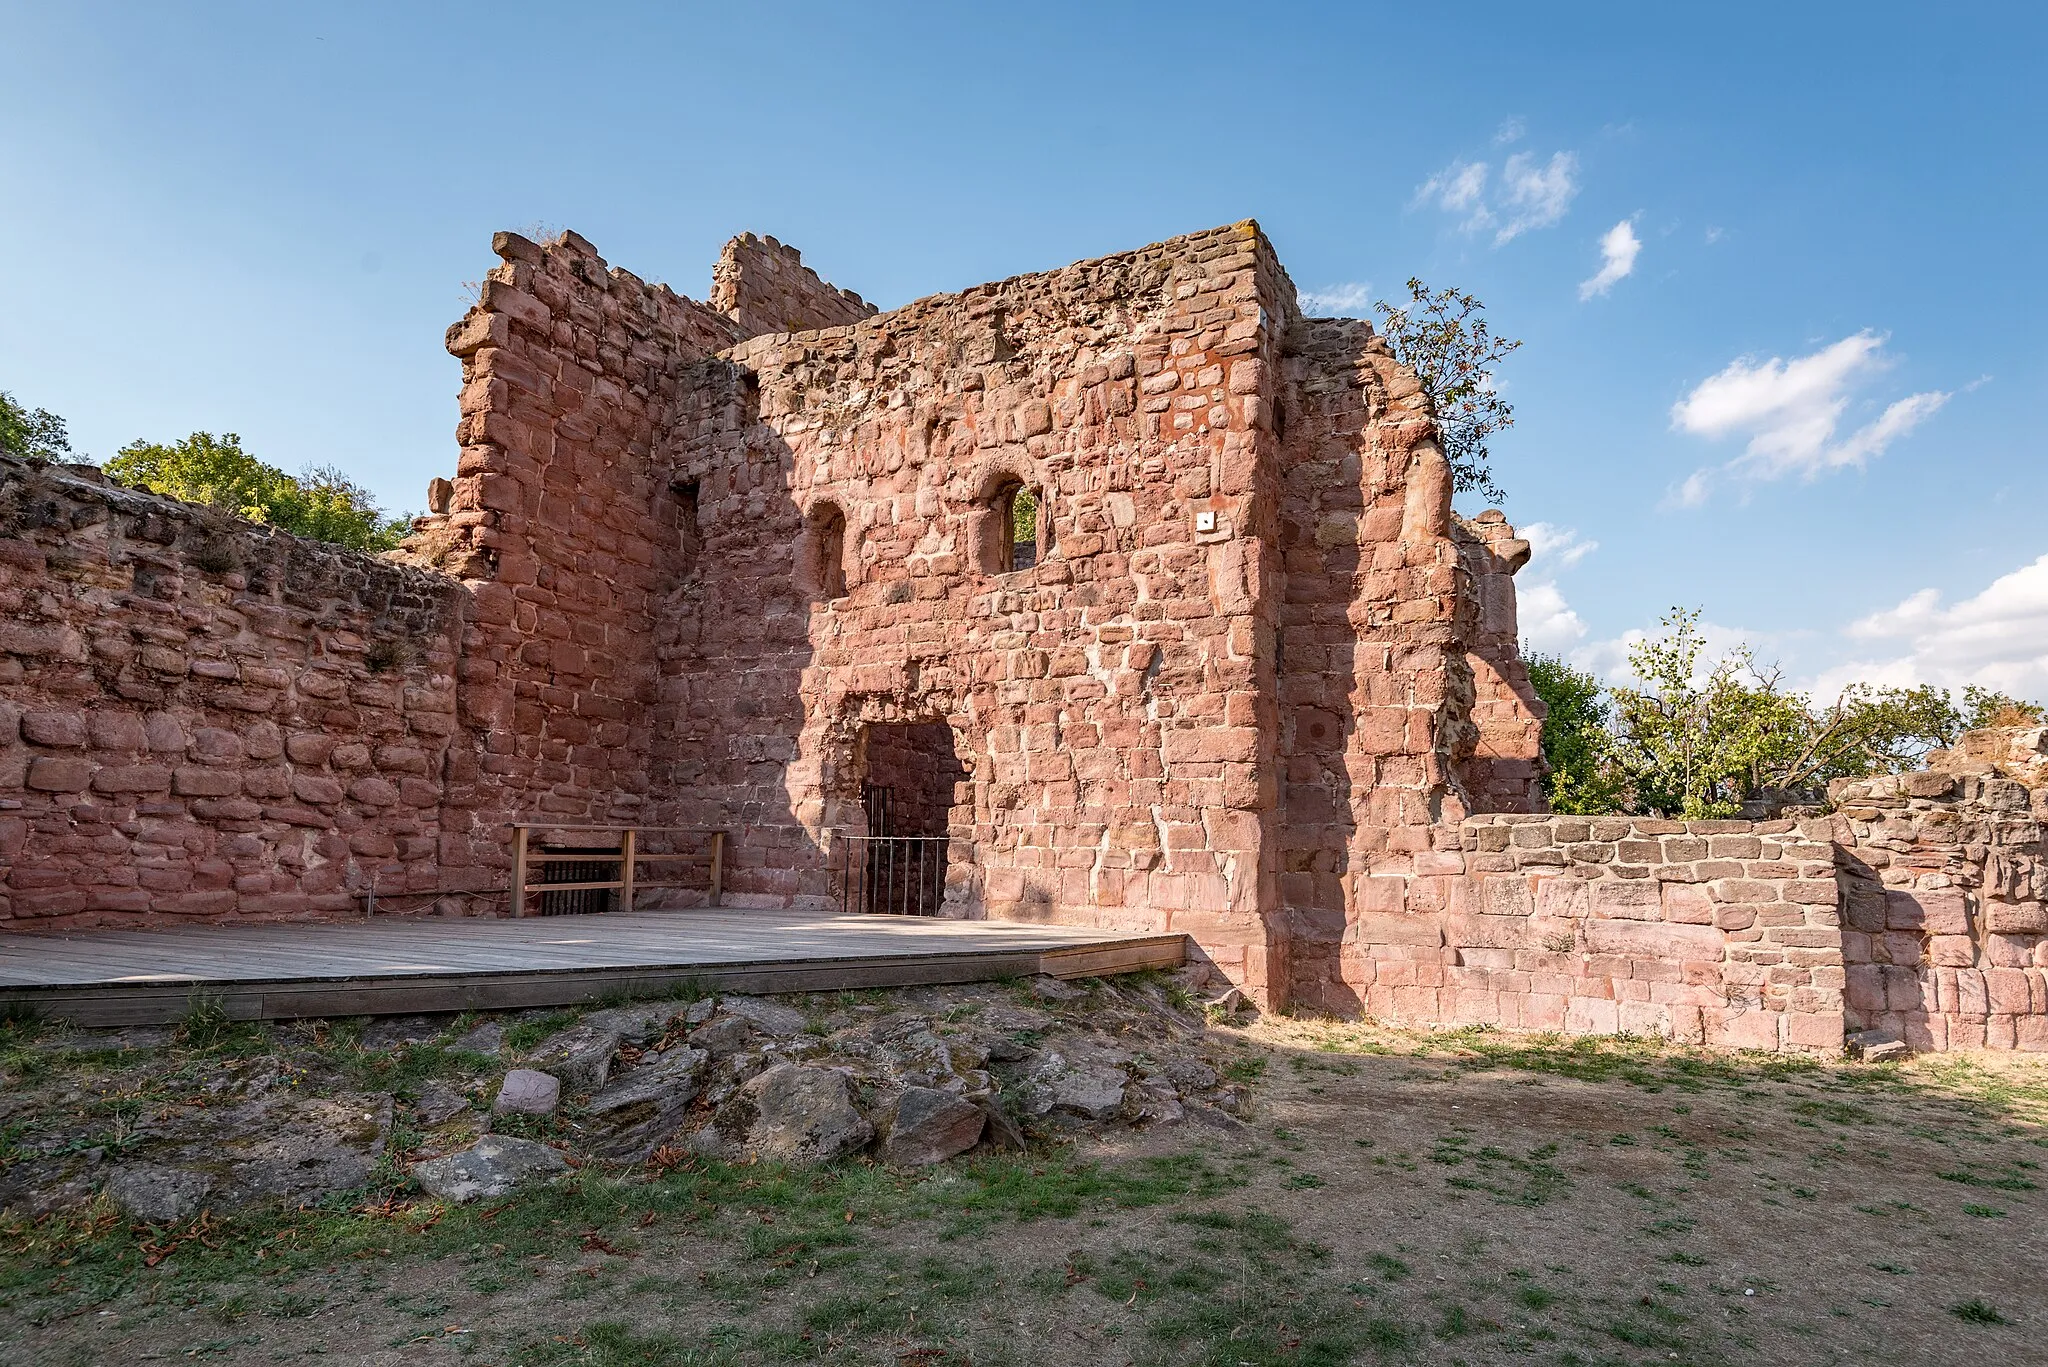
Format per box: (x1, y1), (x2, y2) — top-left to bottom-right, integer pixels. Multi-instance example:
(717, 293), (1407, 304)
(1668, 331), (1950, 499)
(1809, 552), (2048, 698)
(1494, 152), (1579, 243)
(1516, 522), (1600, 651)
(1298, 281), (1374, 316)
(1413, 148), (1579, 245)
(1522, 521), (1599, 570)
(1578, 218), (1642, 300)
(1493, 116), (1526, 146)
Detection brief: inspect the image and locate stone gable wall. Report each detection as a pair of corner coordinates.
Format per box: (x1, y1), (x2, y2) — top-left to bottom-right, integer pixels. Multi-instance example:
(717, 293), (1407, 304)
(656, 222), (1300, 997)
(710, 233), (877, 337)
(0, 459), (467, 925)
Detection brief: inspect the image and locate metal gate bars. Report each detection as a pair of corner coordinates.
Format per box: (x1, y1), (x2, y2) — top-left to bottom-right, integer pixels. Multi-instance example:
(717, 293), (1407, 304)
(829, 833), (949, 916)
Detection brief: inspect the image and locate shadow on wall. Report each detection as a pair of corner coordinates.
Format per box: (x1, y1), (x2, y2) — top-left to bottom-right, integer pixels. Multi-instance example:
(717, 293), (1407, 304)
(1273, 320), (1374, 1017)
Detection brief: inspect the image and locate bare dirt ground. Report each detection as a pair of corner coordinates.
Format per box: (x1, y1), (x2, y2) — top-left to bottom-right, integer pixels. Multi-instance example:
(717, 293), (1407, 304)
(3, 984), (2043, 1366)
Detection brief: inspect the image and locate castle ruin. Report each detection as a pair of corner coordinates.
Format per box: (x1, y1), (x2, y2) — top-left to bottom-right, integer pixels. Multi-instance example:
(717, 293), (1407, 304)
(3, 222), (2044, 1052)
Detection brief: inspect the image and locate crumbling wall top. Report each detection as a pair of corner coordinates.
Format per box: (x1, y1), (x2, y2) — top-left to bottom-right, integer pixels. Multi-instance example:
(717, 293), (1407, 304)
(710, 233), (877, 337)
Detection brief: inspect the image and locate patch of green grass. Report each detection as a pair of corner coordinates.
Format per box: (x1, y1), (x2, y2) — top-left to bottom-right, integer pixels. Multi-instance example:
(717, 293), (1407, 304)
(1962, 1204), (2007, 1218)
(507, 1010), (584, 1054)
(1950, 1298), (2010, 1325)
(1937, 1167), (2037, 1191)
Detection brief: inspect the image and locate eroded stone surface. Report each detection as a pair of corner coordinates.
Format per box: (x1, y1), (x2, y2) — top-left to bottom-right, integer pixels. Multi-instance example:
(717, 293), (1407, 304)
(410, 1135), (567, 1204)
(882, 1086), (983, 1166)
(493, 1069), (560, 1116)
(739, 1064), (874, 1165)
(523, 1024), (620, 1094)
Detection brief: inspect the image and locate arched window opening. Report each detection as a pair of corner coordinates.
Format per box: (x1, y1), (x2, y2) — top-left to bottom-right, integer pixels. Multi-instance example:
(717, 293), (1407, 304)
(986, 479), (1046, 574)
(804, 501), (848, 601)
(1007, 486), (1039, 571)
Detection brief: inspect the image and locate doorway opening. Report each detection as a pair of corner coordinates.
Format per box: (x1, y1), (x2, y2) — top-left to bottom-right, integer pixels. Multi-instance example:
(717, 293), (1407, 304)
(836, 722), (965, 915)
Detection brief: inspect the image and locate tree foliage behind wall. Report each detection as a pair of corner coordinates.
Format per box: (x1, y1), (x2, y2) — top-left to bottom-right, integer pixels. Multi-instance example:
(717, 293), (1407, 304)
(106, 432), (411, 553)
(0, 389), (73, 461)
(1527, 609), (2042, 818)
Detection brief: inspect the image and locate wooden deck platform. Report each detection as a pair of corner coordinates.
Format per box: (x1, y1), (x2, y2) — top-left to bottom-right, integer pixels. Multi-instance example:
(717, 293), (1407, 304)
(0, 909), (1187, 1026)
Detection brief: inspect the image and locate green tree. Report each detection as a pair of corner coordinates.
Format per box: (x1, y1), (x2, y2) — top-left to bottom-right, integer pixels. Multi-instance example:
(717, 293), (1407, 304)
(1605, 609), (1755, 818)
(1374, 279), (1522, 502)
(1960, 685), (2043, 730)
(0, 389), (73, 461)
(1597, 609), (1985, 817)
(1525, 651), (1626, 814)
(106, 432), (410, 552)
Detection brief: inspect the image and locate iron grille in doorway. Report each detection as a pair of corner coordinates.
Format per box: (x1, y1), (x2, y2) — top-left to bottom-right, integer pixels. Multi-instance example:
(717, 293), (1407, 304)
(830, 832), (949, 916)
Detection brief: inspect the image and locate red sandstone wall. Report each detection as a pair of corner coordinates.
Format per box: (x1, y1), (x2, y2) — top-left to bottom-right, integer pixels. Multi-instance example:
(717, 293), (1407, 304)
(1453, 513), (1545, 813)
(710, 234), (877, 337)
(411, 229), (757, 891)
(658, 223), (1292, 997)
(1836, 768), (2048, 1050)
(1328, 814), (1849, 1052)
(0, 460), (468, 925)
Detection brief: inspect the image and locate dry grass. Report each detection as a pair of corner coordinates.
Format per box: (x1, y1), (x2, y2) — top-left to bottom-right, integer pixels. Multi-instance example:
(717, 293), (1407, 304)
(2, 1005), (2042, 1365)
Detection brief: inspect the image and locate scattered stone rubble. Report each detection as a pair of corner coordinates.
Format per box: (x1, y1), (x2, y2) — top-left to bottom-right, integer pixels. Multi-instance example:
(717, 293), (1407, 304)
(0, 970), (1247, 1220)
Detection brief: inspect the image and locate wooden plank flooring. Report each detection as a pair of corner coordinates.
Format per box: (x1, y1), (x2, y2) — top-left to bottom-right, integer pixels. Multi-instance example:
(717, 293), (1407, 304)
(0, 909), (1187, 1026)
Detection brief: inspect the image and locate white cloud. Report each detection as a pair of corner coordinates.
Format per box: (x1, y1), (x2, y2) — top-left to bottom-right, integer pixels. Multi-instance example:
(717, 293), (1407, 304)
(1493, 116), (1526, 146)
(1669, 331), (1951, 493)
(1807, 553), (2048, 698)
(1704, 226), (1724, 245)
(1578, 218), (1642, 300)
(1298, 281), (1373, 315)
(1521, 521), (1598, 570)
(1520, 582), (1588, 651)
(1515, 522), (1600, 651)
(1494, 152), (1580, 244)
(1414, 161), (1489, 224)
(1412, 148), (1579, 245)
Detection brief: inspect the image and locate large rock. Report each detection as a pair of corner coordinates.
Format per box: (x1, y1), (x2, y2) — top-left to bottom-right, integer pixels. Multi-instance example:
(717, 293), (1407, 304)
(410, 1135), (568, 1204)
(523, 1023), (621, 1093)
(207, 1095), (391, 1206)
(882, 1087), (984, 1166)
(582, 1002), (684, 1044)
(688, 1016), (757, 1059)
(578, 1047), (708, 1159)
(103, 1164), (212, 1223)
(411, 1080), (472, 1127)
(740, 1064), (873, 1164)
(1019, 1052), (1128, 1122)
(494, 1069), (561, 1116)
(452, 1021), (505, 1056)
(717, 996), (808, 1038)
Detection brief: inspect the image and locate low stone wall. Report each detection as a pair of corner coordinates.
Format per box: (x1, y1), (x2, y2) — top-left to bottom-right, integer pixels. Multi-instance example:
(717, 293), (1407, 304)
(1835, 768), (2048, 1051)
(1296, 814), (1845, 1052)
(0, 459), (470, 925)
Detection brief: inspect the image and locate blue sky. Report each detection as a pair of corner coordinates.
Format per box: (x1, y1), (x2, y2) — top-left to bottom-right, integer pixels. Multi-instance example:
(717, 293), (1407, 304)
(4, 1), (2045, 697)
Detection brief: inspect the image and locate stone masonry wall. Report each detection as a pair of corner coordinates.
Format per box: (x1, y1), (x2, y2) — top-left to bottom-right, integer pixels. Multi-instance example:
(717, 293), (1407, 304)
(0, 459), (467, 925)
(656, 222), (1298, 999)
(1297, 813), (1848, 1052)
(412, 229), (758, 892)
(709, 233), (878, 338)
(1453, 512), (1544, 814)
(1836, 761), (2048, 1051)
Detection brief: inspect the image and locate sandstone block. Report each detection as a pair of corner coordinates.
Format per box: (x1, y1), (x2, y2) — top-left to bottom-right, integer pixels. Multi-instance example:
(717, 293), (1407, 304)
(26, 756), (93, 792)
(22, 710), (86, 747)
